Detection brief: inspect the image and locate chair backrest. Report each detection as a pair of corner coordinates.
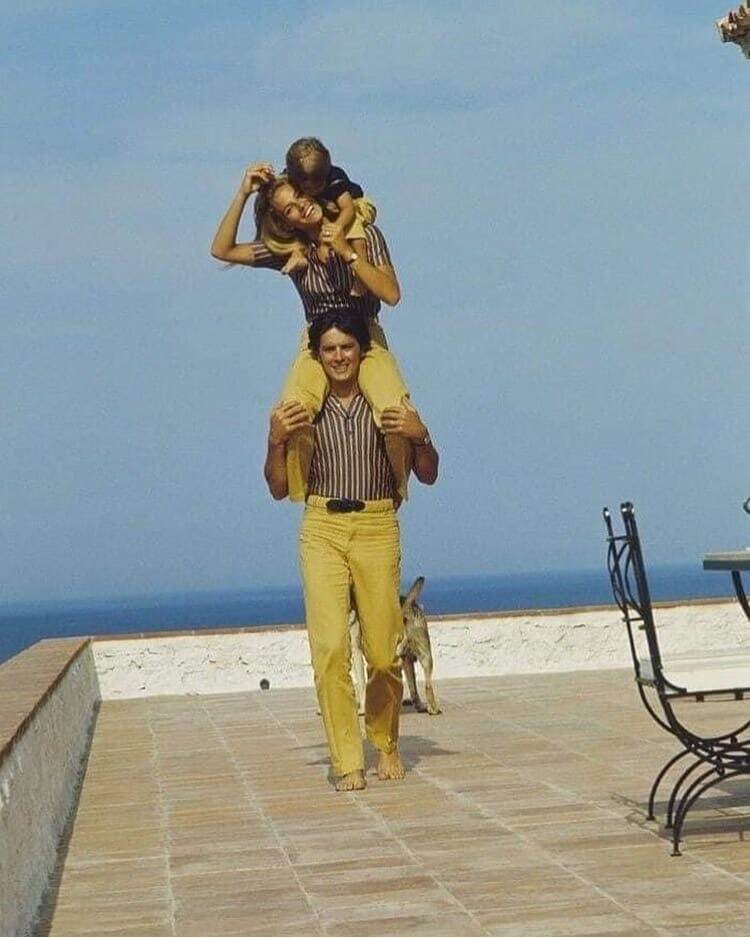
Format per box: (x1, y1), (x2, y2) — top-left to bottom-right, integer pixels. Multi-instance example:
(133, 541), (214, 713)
(603, 502), (665, 691)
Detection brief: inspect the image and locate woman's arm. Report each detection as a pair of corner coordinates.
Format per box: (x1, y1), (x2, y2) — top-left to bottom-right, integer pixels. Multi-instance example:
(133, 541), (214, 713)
(320, 225), (401, 305)
(211, 163), (273, 265)
(264, 401), (311, 499)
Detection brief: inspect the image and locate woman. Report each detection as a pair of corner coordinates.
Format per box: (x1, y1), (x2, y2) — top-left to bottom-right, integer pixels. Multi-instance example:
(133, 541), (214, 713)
(211, 163), (412, 502)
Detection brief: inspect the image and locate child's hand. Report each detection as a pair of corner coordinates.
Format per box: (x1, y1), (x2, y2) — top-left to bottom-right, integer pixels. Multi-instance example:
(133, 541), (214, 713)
(281, 252), (308, 275)
(320, 224), (350, 257)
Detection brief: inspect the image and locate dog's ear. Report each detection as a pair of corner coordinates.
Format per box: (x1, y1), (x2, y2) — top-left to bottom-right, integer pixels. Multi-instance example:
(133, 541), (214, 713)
(402, 576), (425, 609)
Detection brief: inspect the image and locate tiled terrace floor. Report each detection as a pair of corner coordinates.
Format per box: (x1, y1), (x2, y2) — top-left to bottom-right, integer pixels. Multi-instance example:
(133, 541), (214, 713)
(37, 670), (750, 937)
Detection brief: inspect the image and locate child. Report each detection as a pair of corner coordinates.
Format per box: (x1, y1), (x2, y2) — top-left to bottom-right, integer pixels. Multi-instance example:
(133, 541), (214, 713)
(272, 138), (376, 296)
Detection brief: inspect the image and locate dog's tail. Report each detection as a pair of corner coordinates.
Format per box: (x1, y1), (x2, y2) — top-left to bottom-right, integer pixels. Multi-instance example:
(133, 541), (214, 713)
(402, 576), (425, 608)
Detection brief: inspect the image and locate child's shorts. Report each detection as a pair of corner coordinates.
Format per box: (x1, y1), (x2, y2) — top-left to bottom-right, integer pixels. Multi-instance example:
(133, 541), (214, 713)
(342, 197), (377, 242)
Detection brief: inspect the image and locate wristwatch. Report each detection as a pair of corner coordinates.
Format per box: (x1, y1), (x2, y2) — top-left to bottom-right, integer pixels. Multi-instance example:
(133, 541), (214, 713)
(346, 251), (359, 265)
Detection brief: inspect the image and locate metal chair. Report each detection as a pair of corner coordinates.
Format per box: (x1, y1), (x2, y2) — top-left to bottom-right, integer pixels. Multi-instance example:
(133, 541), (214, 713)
(603, 501), (750, 855)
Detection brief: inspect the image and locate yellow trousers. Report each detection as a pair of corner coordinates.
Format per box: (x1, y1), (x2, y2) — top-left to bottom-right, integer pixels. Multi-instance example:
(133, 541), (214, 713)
(299, 497), (403, 777)
(280, 320), (412, 503)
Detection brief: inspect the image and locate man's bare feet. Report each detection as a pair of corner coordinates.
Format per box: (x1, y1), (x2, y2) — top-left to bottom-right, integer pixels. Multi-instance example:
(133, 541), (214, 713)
(334, 769), (366, 791)
(377, 749), (406, 781)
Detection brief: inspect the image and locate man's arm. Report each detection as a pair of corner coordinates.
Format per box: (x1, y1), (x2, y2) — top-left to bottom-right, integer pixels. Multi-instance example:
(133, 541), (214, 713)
(381, 402), (439, 485)
(264, 401), (311, 499)
(211, 163), (273, 266)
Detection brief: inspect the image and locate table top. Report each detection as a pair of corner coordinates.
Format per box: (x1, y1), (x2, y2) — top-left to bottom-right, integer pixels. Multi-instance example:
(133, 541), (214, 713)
(703, 551), (750, 571)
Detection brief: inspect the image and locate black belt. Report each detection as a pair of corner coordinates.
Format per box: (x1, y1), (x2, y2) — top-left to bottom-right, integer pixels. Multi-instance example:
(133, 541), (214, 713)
(326, 498), (366, 513)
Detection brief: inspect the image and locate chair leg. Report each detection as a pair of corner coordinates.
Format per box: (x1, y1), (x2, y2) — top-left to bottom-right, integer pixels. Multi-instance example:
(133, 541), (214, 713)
(648, 748), (691, 821)
(671, 766), (718, 856)
(671, 768), (741, 856)
(667, 756), (705, 828)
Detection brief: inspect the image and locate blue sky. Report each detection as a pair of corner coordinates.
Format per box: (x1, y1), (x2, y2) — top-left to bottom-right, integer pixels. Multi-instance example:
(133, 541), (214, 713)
(2, 1), (748, 602)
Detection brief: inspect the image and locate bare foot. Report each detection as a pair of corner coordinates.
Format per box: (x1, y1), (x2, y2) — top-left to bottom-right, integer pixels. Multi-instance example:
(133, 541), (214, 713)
(377, 749), (406, 781)
(334, 770), (366, 791)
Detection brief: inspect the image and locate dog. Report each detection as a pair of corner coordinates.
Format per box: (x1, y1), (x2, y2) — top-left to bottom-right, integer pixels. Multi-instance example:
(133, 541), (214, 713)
(348, 607), (367, 716)
(347, 578), (441, 717)
(397, 576), (441, 715)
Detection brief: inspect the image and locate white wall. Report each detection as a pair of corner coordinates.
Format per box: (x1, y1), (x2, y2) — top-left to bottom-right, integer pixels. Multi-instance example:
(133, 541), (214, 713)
(92, 600), (748, 699)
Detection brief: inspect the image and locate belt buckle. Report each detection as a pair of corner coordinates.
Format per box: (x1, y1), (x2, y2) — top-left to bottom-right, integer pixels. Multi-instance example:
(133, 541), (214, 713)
(326, 498), (366, 513)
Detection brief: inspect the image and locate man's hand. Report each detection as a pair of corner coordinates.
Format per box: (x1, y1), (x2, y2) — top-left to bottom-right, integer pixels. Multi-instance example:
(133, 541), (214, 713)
(382, 400), (439, 485)
(381, 400), (428, 442)
(269, 401), (311, 445)
(241, 162), (274, 196)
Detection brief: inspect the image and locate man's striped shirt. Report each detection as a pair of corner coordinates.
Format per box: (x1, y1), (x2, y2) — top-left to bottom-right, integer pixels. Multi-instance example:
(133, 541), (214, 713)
(307, 392), (395, 501)
(250, 224), (392, 323)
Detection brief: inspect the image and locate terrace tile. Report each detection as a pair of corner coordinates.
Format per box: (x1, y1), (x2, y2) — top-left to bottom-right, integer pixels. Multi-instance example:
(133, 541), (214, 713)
(37, 669), (750, 936)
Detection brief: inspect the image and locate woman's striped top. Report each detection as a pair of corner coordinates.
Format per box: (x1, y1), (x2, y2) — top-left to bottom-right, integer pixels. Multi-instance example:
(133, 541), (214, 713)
(307, 392), (396, 501)
(250, 225), (392, 323)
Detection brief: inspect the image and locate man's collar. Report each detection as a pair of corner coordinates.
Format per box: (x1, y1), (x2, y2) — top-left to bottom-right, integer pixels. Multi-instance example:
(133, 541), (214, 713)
(327, 389), (364, 415)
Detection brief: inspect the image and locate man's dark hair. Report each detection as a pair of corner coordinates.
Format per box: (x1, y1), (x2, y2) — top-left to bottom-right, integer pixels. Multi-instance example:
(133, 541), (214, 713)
(286, 137), (331, 186)
(307, 310), (371, 355)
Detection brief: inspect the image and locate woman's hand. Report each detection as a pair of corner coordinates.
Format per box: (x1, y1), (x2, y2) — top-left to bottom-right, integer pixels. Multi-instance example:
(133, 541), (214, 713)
(269, 401), (311, 445)
(241, 162), (274, 196)
(319, 222), (351, 258)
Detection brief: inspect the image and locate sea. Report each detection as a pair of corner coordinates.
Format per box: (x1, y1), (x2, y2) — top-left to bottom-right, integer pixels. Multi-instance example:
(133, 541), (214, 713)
(0, 564), (733, 666)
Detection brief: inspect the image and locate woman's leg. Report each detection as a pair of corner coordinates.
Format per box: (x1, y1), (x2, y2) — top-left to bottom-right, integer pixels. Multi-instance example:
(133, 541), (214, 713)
(358, 324), (412, 502)
(280, 328), (329, 417)
(299, 508), (364, 780)
(280, 329), (329, 502)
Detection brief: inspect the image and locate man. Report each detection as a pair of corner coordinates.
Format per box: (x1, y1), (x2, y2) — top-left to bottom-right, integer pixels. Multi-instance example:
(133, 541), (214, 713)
(264, 310), (439, 791)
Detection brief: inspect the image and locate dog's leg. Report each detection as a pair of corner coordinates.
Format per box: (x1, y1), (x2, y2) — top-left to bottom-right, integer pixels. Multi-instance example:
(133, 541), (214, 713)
(352, 644), (367, 716)
(420, 654), (441, 715)
(349, 613), (366, 716)
(402, 656), (424, 711)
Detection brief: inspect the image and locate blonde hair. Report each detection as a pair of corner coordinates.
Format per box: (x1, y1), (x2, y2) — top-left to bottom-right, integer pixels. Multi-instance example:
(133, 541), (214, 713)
(253, 176), (307, 258)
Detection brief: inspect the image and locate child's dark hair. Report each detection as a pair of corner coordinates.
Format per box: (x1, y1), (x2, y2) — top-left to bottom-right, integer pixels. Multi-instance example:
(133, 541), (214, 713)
(286, 137), (331, 186)
(307, 310), (371, 355)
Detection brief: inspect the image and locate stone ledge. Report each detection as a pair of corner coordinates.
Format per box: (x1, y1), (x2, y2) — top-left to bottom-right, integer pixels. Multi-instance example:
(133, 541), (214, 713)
(0, 644), (100, 936)
(0, 638), (92, 762)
